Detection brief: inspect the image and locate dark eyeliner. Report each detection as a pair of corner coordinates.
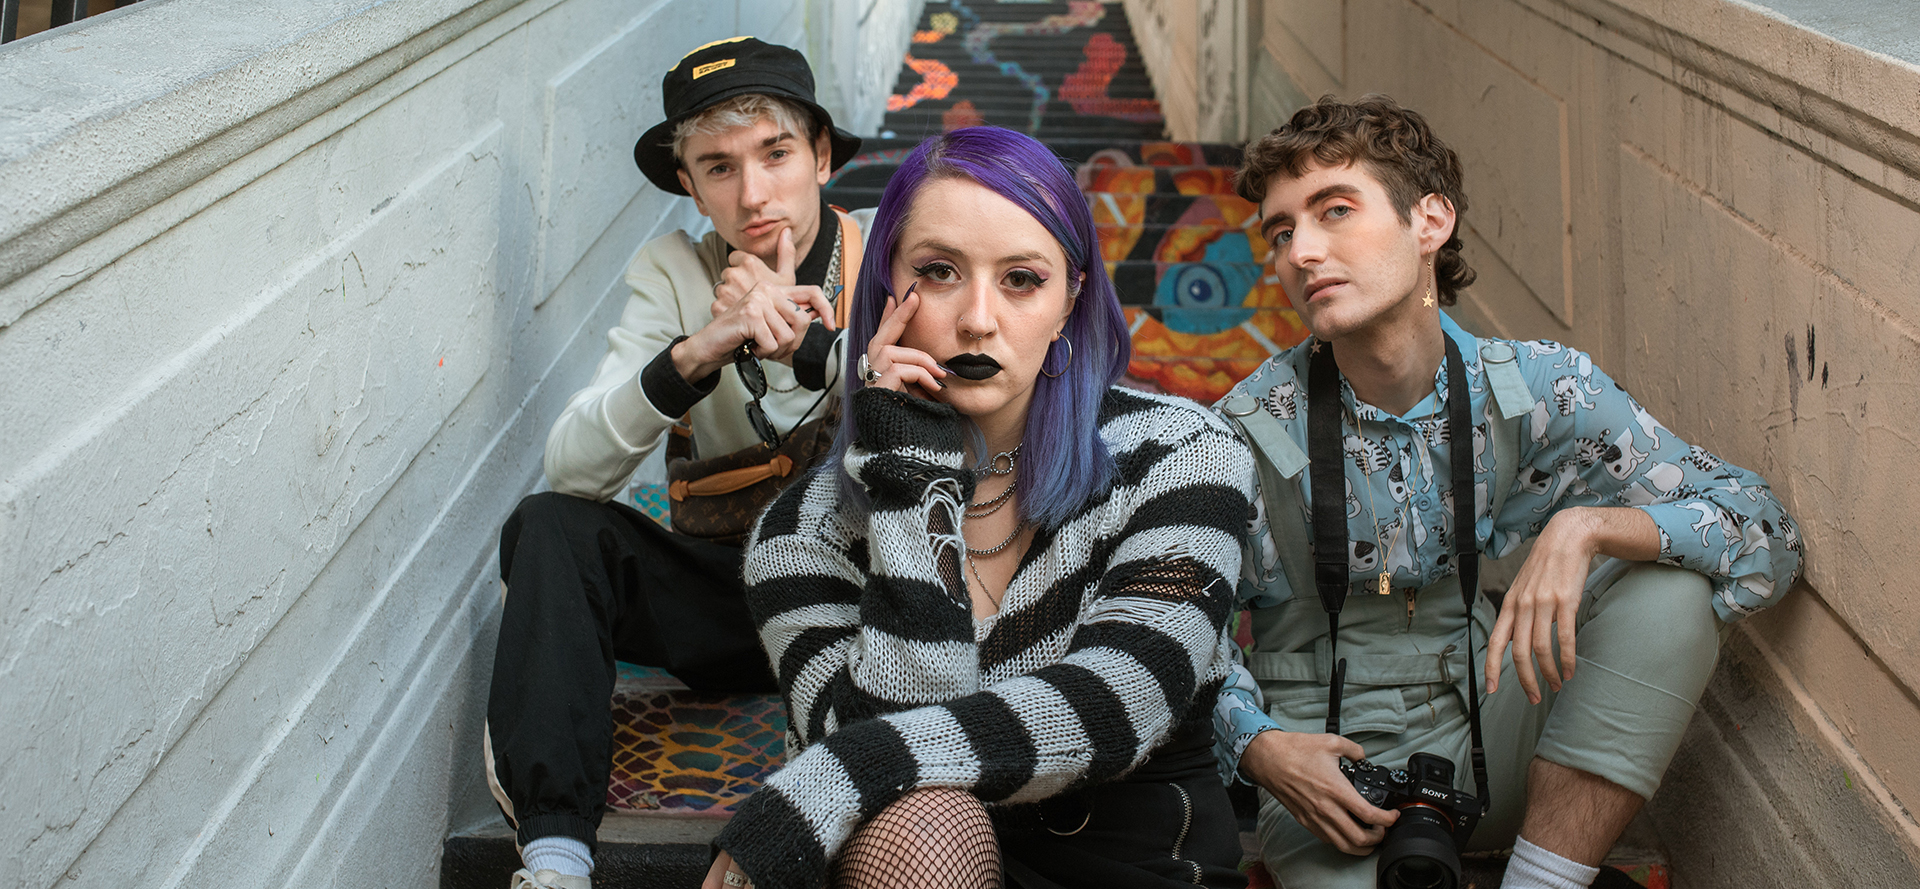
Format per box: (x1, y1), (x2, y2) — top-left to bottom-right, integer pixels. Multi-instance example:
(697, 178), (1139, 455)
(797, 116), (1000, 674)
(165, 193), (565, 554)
(1011, 270), (1047, 287)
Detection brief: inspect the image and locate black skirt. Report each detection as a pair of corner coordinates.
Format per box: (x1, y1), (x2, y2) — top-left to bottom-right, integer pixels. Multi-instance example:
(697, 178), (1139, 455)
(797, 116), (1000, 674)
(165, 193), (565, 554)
(994, 726), (1245, 889)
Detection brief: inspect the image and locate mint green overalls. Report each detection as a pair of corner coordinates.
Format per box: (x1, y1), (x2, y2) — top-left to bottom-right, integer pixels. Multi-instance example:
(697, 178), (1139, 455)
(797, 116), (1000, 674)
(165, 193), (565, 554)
(1221, 341), (1723, 887)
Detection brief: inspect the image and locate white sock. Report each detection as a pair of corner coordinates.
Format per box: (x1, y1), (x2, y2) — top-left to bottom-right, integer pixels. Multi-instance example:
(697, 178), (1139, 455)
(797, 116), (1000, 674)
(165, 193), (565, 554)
(523, 836), (593, 879)
(1501, 835), (1600, 889)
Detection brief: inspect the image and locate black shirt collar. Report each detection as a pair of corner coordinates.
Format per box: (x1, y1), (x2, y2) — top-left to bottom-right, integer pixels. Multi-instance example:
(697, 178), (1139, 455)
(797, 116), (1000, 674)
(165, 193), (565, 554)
(726, 198), (836, 286)
(793, 198), (836, 286)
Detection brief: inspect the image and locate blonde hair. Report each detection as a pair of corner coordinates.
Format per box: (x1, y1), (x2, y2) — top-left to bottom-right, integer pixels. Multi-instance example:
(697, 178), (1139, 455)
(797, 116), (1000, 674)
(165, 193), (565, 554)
(670, 93), (822, 165)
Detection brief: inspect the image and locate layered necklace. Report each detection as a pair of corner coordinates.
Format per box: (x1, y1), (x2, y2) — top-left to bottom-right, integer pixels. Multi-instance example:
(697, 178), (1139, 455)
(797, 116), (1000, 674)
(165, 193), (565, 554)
(966, 444), (1023, 553)
(966, 444), (1024, 607)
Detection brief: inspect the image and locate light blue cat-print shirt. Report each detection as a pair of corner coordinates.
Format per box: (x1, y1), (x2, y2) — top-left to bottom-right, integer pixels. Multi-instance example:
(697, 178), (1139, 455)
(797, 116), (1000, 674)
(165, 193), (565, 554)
(1210, 313), (1802, 783)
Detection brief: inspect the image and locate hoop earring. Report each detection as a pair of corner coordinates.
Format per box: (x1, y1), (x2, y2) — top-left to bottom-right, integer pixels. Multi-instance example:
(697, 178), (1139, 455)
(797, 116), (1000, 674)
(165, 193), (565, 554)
(1040, 334), (1072, 378)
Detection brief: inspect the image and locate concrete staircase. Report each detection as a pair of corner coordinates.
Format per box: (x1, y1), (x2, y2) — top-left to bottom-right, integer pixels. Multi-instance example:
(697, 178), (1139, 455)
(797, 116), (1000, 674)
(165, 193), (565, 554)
(441, 3), (1666, 887)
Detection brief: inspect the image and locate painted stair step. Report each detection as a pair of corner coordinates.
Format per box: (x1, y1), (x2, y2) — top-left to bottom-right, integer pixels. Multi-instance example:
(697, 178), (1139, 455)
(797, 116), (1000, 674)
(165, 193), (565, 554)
(1091, 191), (1259, 221)
(879, 120), (1169, 141)
(1109, 259), (1273, 295)
(602, 663), (784, 818)
(825, 189), (1259, 225)
(1096, 221), (1270, 244)
(837, 165), (1244, 199)
(891, 66), (1157, 88)
(889, 79), (1159, 97)
(912, 23), (1146, 40)
(845, 138), (1244, 166)
(917, 3), (1137, 21)
(883, 99), (1160, 116)
(898, 60), (1156, 80)
(882, 107), (1163, 125)
(887, 72), (1144, 90)
(890, 55), (1154, 76)
(829, 162), (1245, 193)
(440, 820), (709, 889)
(880, 110), (1163, 130)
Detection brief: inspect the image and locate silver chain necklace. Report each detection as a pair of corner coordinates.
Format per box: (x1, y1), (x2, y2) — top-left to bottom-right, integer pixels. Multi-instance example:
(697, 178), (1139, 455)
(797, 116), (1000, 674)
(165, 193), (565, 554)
(969, 556), (1006, 610)
(966, 519), (1025, 557)
(968, 445), (1020, 517)
(967, 476), (1016, 518)
(977, 444), (1020, 477)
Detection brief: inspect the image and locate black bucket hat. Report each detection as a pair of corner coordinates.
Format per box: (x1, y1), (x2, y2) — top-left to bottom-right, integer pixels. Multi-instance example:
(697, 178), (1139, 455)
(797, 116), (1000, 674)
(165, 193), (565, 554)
(634, 36), (862, 196)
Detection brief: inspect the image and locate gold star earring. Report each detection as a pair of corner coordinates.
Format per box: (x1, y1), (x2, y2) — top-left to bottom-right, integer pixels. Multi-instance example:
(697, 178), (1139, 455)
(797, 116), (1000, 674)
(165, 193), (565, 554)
(1422, 259), (1437, 308)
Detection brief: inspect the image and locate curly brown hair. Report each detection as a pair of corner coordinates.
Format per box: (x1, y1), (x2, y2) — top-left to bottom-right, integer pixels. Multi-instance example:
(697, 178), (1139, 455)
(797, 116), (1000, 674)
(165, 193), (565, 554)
(1235, 94), (1475, 305)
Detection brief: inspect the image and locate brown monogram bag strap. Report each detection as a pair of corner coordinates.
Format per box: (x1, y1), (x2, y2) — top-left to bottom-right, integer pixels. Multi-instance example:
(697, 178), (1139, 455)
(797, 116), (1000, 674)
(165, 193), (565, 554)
(666, 414), (693, 462)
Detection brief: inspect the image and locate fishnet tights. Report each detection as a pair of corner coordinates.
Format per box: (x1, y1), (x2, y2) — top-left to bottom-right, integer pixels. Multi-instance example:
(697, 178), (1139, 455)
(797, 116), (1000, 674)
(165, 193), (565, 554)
(833, 788), (1003, 889)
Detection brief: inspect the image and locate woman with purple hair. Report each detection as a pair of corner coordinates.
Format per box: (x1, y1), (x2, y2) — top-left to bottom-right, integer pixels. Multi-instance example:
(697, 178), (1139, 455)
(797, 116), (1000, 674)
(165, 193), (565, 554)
(705, 126), (1257, 889)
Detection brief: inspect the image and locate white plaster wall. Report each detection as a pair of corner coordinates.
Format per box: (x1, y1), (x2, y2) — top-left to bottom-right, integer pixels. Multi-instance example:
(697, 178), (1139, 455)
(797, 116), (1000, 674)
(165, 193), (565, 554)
(806, 0), (929, 136)
(0, 1), (907, 886)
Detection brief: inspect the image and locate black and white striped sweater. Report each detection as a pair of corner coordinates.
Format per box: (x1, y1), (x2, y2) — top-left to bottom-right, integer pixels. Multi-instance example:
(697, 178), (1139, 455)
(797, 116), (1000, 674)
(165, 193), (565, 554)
(715, 386), (1256, 889)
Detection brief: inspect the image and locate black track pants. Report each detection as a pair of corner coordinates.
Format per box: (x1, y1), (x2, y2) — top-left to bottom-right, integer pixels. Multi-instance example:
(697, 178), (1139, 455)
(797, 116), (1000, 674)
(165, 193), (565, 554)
(486, 491), (777, 849)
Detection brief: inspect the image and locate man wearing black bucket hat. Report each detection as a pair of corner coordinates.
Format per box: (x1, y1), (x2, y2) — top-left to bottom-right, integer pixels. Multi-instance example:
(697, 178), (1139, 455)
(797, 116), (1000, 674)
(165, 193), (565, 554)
(485, 37), (868, 889)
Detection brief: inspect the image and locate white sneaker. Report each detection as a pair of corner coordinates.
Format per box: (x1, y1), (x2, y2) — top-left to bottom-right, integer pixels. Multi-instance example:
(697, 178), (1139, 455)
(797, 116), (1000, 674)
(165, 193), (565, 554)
(509, 868), (591, 889)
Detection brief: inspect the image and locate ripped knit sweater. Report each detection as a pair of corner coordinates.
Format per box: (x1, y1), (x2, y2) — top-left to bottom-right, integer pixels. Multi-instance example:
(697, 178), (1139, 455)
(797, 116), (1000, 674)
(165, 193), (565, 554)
(714, 385), (1256, 889)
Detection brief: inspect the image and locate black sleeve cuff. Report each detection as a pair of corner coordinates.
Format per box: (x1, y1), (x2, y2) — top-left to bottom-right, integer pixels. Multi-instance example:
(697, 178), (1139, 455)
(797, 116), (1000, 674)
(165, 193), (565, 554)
(792, 323), (839, 391)
(641, 335), (721, 418)
(852, 386), (967, 455)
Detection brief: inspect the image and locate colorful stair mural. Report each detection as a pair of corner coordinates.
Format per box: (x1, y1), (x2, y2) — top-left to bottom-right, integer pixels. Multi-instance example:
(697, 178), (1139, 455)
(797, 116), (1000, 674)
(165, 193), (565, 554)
(566, 3), (1669, 888)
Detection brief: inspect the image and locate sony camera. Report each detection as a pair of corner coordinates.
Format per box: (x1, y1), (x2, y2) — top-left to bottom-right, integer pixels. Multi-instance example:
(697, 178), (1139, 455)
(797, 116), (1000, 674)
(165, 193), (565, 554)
(1340, 752), (1484, 889)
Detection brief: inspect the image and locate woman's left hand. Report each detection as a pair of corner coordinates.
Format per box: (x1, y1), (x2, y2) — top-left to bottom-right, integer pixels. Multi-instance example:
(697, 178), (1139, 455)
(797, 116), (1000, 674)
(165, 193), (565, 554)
(702, 850), (753, 889)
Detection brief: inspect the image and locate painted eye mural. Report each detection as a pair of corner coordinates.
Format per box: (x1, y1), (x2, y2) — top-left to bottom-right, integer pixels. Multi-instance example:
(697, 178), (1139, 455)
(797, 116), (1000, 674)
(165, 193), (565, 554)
(1155, 238), (1259, 334)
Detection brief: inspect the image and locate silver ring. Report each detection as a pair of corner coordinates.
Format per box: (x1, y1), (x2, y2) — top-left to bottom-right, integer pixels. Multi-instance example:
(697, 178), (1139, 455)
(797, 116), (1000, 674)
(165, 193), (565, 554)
(858, 353), (880, 384)
(723, 870), (749, 887)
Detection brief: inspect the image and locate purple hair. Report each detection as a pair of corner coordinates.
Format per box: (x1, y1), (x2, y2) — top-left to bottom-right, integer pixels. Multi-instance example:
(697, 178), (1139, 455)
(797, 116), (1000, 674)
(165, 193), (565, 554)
(830, 126), (1132, 528)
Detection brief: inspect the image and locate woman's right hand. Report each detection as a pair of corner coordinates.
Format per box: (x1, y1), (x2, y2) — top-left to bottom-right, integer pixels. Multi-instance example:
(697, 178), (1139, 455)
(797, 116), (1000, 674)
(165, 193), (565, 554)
(864, 284), (949, 397)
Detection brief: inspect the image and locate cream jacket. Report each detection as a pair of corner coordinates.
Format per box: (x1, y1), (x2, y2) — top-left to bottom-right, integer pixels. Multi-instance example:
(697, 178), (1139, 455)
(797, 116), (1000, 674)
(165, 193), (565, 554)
(544, 212), (870, 501)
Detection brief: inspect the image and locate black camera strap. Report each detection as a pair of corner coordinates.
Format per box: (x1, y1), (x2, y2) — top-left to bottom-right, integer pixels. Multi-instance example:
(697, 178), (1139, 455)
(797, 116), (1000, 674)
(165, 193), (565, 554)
(1307, 336), (1491, 812)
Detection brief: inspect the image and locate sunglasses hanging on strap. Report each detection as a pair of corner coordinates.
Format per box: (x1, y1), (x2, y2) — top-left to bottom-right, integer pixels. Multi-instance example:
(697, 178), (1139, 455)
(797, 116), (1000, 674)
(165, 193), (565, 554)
(664, 210), (860, 545)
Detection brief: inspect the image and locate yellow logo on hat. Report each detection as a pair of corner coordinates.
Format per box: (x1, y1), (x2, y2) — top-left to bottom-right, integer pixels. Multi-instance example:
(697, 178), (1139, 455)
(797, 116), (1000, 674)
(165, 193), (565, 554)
(692, 58), (736, 79)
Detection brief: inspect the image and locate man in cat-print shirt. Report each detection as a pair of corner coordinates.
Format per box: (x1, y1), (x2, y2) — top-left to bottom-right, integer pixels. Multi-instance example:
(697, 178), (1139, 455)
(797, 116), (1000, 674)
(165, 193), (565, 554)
(1212, 95), (1801, 889)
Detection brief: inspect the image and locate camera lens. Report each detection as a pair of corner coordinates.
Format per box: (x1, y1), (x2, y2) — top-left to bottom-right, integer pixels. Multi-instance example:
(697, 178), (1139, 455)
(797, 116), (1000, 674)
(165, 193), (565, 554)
(1386, 856), (1448, 889)
(1376, 806), (1461, 889)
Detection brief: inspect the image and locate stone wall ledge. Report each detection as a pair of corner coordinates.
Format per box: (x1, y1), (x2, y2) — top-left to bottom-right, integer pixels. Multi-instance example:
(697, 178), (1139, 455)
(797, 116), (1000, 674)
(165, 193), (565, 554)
(0, 0), (545, 309)
(1513, 0), (1920, 189)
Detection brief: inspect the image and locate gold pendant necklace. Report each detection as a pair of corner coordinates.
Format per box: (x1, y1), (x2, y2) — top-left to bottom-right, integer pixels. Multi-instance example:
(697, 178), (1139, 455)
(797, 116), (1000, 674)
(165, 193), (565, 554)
(1355, 417), (1407, 598)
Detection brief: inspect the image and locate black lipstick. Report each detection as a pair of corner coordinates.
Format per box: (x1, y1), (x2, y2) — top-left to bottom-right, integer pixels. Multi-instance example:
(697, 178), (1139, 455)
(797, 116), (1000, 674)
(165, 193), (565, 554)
(943, 353), (1003, 380)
